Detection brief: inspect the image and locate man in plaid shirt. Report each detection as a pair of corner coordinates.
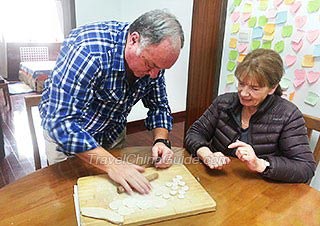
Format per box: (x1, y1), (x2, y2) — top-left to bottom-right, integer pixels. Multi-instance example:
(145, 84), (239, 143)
(39, 9), (184, 194)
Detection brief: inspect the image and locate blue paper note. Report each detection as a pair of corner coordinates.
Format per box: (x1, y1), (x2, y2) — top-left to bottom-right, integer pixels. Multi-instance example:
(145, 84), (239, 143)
(252, 27), (264, 39)
(314, 44), (320, 57)
(275, 11), (287, 24)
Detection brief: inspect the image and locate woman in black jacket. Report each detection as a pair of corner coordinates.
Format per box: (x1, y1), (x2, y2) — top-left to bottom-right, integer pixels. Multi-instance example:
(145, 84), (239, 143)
(185, 49), (316, 183)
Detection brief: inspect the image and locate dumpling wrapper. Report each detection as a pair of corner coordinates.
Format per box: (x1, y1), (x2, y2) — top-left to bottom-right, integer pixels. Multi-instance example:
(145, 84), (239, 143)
(81, 207), (124, 224)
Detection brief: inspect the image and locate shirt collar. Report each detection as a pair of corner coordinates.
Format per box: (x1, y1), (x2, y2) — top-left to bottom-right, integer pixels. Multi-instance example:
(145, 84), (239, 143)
(111, 23), (129, 72)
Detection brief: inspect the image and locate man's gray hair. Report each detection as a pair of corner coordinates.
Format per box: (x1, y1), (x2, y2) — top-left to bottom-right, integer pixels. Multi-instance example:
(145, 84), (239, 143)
(129, 9), (184, 51)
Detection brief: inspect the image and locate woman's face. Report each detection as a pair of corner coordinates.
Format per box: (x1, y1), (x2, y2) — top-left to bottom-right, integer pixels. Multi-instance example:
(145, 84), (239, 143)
(237, 76), (277, 108)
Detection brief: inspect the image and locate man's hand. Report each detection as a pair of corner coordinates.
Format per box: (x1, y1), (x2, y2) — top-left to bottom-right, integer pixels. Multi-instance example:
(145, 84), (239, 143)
(228, 140), (266, 173)
(151, 142), (174, 168)
(196, 147), (231, 170)
(76, 147), (152, 195)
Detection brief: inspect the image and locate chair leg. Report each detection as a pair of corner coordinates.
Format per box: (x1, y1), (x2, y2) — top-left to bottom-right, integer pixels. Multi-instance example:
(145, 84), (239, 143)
(4, 85), (12, 110)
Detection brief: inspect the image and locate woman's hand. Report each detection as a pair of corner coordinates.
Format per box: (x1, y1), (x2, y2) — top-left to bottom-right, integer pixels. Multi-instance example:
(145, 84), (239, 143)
(228, 140), (266, 173)
(196, 147), (231, 170)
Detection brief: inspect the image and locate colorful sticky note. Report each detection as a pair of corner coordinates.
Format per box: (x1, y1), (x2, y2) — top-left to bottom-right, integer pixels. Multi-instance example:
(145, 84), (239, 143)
(248, 17), (257, 28)
(289, 91), (295, 101)
(237, 43), (248, 53)
(251, 40), (261, 50)
(229, 38), (237, 49)
(241, 13), (251, 22)
(258, 16), (268, 26)
(227, 61), (236, 71)
(308, 1), (320, 13)
(306, 30), (320, 43)
(292, 30), (304, 43)
(314, 44), (320, 57)
(239, 31), (250, 43)
(238, 53), (246, 63)
(282, 25), (293, 37)
(263, 34), (275, 41)
(233, 0), (242, 7)
(304, 91), (319, 106)
(290, 1), (302, 14)
(259, 0), (269, 11)
(226, 74), (235, 84)
(285, 54), (297, 67)
(307, 71), (320, 84)
(267, 9), (277, 18)
(231, 11), (240, 22)
(294, 69), (306, 80)
(231, 23), (240, 34)
(275, 11), (287, 24)
(284, 0), (294, 4)
(243, 3), (253, 13)
(279, 77), (291, 90)
(274, 0), (284, 7)
(262, 41), (272, 49)
(252, 27), (264, 39)
(302, 55), (314, 68)
(229, 50), (238, 60)
(274, 40), (285, 53)
(264, 24), (276, 34)
(291, 40), (303, 52)
(295, 16), (307, 29)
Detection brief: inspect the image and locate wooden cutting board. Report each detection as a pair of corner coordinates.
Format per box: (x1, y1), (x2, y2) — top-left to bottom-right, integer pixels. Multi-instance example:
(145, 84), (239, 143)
(77, 164), (216, 225)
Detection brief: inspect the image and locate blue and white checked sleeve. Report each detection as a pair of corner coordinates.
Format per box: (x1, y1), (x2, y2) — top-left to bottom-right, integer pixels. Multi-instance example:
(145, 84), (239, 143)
(46, 44), (101, 153)
(142, 72), (173, 131)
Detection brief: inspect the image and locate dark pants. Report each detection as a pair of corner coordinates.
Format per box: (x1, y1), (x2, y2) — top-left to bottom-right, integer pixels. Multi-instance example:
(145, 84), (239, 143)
(0, 114), (5, 159)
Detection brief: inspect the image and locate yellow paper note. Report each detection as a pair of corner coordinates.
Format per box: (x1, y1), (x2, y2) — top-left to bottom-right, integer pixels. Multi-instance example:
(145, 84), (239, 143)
(263, 34), (275, 41)
(243, 3), (253, 13)
(285, 0), (294, 5)
(226, 74), (235, 84)
(264, 24), (275, 34)
(229, 38), (237, 48)
(231, 23), (240, 34)
(302, 55), (314, 68)
(289, 91), (295, 101)
(238, 53), (246, 63)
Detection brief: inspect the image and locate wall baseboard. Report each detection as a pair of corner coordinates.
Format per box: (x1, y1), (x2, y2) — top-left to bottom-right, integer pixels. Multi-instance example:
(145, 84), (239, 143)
(127, 111), (186, 134)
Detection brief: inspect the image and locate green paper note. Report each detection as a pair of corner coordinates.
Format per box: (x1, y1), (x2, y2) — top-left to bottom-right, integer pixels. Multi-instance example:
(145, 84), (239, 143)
(279, 77), (291, 90)
(229, 50), (238, 60)
(231, 23), (240, 34)
(274, 41), (285, 53)
(304, 91), (319, 106)
(248, 17), (257, 28)
(233, 0), (242, 7)
(258, 16), (268, 26)
(243, 3), (253, 13)
(226, 74), (235, 84)
(259, 0), (268, 11)
(262, 41), (272, 49)
(251, 40), (261, 50)
(308, 1), (320, 13)
(227, 61), (236, 71)
(282, 25), (293, 38)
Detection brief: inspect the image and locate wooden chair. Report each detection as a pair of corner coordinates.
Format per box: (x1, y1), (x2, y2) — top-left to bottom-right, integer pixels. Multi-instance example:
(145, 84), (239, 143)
(303, 114), (320, 167)
(24, 94), (42, 170)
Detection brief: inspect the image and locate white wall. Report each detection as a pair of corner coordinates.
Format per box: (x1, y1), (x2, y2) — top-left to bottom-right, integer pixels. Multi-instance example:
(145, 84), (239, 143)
(75, 0), (193, 122)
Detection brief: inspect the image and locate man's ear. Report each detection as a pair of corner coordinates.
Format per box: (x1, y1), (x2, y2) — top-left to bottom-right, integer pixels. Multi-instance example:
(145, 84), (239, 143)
(268, 84), (278, 95)
(128, 32), (140, 45)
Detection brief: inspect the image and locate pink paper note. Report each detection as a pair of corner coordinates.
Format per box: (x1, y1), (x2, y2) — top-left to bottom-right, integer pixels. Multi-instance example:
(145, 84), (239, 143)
(292, 30), (304, 43)
(307, 71), (320, 84)
(293, 79), (305, 88)
(231, 12), (240, 23)
(295, 16), (307, 29)
(291, 39), (303, 52)
(307, 30), (320, 43)
(294, 69), (306, 80)
(274, 0), (284, 7)
(290, 1), (302, 14)
(241, 13), (251, 23)
(285, 55), (297, 67)
(237, 43), (248, 53)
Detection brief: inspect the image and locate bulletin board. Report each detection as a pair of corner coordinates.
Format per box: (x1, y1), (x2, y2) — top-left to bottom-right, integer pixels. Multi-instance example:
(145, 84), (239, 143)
(218, 0), (320, 117)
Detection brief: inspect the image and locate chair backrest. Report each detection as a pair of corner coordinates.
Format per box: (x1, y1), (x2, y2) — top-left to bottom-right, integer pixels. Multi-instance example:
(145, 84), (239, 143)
(24, 94), (42, 170)
(303, 114), (320, 167)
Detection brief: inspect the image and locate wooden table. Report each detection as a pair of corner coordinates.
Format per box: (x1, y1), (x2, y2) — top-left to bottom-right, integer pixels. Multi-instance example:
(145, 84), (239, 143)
(0, 147), (319, 226)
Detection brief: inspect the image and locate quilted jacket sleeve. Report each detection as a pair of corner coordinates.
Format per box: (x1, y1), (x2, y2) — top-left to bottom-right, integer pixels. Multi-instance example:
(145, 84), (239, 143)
(262, 108), (316, 183)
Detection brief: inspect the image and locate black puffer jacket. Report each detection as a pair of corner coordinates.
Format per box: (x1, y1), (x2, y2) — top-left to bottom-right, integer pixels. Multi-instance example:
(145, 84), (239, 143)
(185, 93), (316, 183)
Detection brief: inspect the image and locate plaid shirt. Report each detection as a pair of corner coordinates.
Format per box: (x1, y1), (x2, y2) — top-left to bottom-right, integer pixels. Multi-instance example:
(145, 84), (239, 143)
(39, 21), (173, 154)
